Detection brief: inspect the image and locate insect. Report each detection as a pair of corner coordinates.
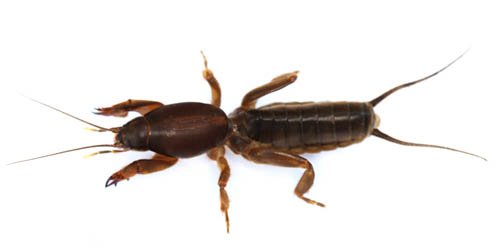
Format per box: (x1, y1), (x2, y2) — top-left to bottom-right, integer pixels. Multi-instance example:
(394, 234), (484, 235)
(9, 52), (485, 233)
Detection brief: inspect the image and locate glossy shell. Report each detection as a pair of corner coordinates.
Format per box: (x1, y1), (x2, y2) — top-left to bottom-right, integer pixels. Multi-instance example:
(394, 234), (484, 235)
(144, 102), (230, 158)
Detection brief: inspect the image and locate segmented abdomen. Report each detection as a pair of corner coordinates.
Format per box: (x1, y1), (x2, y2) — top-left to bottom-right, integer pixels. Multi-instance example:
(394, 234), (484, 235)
(243, 102), (376, 151)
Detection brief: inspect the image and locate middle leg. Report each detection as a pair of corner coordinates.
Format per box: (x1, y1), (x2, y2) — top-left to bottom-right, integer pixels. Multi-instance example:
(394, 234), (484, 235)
(201, 52), (222, 107)
(207, 146), (231, 233)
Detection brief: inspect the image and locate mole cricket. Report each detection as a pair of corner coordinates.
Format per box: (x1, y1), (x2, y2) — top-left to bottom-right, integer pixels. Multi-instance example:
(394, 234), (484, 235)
(9, 51), (485, 233)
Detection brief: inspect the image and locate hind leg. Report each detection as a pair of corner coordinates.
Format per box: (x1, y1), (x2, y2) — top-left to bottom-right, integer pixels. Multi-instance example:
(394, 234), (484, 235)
(240, 71), (299, 110)
(242, 145), (325, 207)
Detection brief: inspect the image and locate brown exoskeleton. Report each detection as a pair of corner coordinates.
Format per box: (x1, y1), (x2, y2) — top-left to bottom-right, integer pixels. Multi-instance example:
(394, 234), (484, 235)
(10, 52), (485, 233)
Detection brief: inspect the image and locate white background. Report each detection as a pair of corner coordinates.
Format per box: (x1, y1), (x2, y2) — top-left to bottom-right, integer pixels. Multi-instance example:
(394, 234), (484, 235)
(0, 1), (501, 250)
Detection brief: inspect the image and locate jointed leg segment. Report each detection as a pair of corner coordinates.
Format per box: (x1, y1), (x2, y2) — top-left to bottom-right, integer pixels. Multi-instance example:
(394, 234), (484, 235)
(105, 153), (178, 187)
(241, 71), (299, 110)
(243, 146), (325, 207)
(201, 52), (222, 107)
(95, 99), (163, 117)
(201, 53), (231, 232)
(207, 146), (231, 233)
